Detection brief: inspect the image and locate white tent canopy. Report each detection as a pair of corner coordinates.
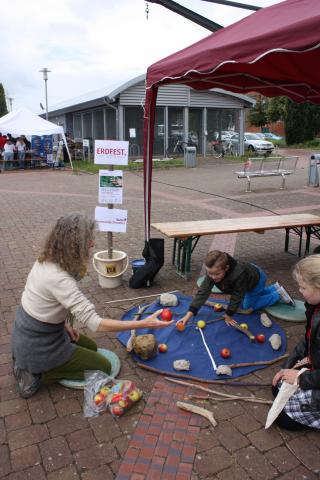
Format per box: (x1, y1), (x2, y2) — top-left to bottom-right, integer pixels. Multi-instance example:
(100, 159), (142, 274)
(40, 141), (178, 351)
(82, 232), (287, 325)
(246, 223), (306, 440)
(0, 108), (72, 167)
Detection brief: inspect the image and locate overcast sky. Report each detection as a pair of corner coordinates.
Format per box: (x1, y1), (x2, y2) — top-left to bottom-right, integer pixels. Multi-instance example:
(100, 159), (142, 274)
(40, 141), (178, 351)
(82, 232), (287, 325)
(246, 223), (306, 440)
(2, 0), (281, 113)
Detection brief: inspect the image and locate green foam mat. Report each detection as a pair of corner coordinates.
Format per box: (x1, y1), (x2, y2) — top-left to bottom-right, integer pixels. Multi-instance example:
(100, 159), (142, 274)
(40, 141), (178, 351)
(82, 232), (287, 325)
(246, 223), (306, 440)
(58, 348), (121, 390)
(265, 300), (306, 322)
(197, 275), (222, 293)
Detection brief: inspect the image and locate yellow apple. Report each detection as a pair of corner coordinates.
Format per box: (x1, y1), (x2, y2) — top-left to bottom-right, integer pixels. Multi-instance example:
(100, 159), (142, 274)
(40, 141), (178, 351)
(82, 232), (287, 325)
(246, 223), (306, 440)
(197, 320), (206, 329)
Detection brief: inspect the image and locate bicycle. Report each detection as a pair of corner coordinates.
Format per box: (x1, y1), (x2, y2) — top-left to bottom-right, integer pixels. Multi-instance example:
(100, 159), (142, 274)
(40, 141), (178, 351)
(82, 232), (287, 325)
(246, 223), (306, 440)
(165, 137), (187, 158)
(210, 139), (236, 158)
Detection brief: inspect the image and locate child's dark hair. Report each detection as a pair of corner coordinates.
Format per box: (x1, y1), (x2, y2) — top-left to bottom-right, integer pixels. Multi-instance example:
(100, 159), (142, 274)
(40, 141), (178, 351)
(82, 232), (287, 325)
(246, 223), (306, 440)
(205, 250), (229, 270)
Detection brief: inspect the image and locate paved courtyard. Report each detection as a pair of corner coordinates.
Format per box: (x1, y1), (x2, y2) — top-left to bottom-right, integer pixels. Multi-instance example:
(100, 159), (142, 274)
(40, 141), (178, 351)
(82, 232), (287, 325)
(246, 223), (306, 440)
(1, 149), (320, 479)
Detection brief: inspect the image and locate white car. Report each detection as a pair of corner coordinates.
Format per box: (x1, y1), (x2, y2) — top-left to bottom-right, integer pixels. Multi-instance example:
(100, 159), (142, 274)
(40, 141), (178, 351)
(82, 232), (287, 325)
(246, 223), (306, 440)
(231, 132), (274, 155)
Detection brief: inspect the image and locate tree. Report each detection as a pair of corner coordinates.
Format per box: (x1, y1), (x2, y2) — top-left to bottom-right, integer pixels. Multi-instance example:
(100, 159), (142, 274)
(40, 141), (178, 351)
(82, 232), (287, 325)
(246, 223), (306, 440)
(267, 97), (287, 123)
(0, 84), (8, 118)
(248, 95), (268, 127)
(284, 100), (320, 145)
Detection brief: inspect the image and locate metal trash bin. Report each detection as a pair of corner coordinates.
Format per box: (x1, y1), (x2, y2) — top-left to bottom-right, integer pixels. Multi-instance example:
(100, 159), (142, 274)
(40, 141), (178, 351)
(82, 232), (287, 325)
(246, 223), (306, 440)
(308, 153), (320, 187)
(184, 146), (197, 168)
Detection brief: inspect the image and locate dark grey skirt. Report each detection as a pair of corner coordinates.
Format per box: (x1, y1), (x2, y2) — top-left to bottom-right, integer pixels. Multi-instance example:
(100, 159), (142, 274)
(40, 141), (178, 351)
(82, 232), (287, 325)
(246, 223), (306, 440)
(12, 306), (75, 374)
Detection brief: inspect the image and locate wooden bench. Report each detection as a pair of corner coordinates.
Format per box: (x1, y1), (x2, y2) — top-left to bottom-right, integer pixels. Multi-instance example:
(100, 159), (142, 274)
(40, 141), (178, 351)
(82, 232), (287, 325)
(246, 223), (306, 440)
(151, 213), (320, 278)
(235, 156), (298, 192)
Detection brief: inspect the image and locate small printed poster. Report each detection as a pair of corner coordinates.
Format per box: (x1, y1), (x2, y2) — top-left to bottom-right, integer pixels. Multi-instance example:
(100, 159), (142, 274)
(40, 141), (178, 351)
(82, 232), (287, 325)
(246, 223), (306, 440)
(99, 170), (123, 204)
(95, 206), (127, 233)
(94, 140), (129, 165)
(129, 128), (136, 138)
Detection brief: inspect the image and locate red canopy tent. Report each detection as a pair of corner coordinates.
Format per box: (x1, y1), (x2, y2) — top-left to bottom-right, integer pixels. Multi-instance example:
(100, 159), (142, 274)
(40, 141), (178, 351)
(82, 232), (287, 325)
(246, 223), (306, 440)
(143, 0), (320, 240)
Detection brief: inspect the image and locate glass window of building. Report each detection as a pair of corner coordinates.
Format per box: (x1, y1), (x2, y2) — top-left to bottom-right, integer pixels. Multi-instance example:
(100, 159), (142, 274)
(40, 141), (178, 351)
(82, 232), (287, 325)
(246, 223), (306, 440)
(124, 107), (143, 157)
(83, 112), (92, 139)
(73, 115), (82, 139)
(93, 110), (104, 140)
(168, 108), (184, 151)
(189, 108), (202, 152)
(105, 109), (116, 140)
(154, 108), (165, 156)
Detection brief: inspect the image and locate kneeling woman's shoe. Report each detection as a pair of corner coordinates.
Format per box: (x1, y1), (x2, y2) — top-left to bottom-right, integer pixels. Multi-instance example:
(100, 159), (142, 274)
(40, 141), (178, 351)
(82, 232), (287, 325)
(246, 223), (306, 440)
(13, 360), (42, 398)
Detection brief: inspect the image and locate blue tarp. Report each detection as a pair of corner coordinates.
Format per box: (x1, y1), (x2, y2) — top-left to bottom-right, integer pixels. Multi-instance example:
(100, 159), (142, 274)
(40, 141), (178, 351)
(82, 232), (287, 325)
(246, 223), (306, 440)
(117, 293), (286, 381)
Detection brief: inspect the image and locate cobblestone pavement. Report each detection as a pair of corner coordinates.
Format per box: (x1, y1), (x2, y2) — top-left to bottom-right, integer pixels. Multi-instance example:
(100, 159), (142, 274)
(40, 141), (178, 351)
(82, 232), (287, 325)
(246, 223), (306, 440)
(1, 149), (320, 479)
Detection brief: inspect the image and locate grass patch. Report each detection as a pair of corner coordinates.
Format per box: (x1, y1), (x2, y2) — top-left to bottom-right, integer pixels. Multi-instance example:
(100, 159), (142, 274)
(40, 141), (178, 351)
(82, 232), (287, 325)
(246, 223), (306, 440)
(71, 158), (184, 173)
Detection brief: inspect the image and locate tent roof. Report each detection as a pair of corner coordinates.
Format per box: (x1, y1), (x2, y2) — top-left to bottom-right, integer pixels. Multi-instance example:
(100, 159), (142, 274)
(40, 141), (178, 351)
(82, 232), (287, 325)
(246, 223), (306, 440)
(146, 0), (320, 104)
(0, 108), (64, 136)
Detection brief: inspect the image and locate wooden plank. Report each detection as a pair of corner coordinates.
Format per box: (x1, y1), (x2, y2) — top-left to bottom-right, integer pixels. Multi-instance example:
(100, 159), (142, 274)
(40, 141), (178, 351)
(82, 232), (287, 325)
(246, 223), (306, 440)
(151, 214), (320, 239)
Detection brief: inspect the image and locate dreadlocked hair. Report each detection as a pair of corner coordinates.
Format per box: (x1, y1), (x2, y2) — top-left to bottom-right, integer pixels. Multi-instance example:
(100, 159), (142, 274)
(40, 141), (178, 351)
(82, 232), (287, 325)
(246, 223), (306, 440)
(38, 213), (95, 279)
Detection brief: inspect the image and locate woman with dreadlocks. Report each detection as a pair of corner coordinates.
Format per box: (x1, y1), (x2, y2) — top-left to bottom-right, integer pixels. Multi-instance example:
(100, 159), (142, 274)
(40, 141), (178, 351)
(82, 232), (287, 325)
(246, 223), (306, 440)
(12, 213), (171, 398)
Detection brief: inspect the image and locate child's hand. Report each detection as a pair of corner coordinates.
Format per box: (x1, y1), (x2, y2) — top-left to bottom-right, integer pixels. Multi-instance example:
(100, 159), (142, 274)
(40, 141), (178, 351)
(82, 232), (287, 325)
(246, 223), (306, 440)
(180, 312), (193, 326)
(273, 368), (300, 386)
(223, 314), (238, 327)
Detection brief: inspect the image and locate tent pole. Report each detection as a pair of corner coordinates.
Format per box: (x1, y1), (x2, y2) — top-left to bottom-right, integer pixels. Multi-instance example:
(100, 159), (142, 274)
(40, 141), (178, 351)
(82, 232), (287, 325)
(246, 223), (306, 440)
(61, 132), (73, 170)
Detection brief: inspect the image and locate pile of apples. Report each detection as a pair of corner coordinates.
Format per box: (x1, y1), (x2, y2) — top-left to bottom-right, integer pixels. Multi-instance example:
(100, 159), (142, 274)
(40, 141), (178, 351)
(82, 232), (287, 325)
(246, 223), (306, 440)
(94, 380), (142, 417)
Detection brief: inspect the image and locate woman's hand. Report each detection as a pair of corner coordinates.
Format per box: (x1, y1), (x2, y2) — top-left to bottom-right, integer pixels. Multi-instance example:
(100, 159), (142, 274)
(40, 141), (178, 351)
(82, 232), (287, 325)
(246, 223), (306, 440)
(272, 368), (300, 386)
(65, 323), (80, 342)
(224, 314), (238, 327)
(141, 309), (174, 329)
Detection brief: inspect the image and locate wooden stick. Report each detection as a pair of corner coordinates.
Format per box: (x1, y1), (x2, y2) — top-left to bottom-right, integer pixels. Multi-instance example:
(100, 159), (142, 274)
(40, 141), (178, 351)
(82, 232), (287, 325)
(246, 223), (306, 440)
(136, 362), (271, 387)
(228, 354), (288, 369)
(176, 401), (217, 427)
(166, 377), (272, 404)
(126, 304), (151, 352)
(231, 322), (255, 342)
(104, 290), (179, 304)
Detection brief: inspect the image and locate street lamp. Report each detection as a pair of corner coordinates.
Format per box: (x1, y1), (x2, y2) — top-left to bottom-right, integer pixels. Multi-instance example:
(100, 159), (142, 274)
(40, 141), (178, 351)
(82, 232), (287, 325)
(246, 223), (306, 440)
(40, 68), (51, 120)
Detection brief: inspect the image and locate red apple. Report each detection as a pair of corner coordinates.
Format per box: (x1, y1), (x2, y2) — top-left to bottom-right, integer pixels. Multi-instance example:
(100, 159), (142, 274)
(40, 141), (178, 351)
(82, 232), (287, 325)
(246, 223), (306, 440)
(213, 303), (224, 312)
(161, 309), (173, 321)
(158, 343), (168, 353)
(110, 404), (124, 416)
(94, 393), (105, 406)
(255, 333), (266, 343)
(176, 321), (185, 332)
(220, 348), (231, 359)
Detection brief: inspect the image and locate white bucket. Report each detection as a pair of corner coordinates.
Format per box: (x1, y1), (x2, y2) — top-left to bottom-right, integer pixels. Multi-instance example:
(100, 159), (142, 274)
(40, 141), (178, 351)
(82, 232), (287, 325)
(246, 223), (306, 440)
(92, 250), (129, 289)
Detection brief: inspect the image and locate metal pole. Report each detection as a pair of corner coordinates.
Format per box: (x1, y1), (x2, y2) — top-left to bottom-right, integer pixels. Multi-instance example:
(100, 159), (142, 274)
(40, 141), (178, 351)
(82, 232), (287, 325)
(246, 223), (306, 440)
(40, 68), (51, 120)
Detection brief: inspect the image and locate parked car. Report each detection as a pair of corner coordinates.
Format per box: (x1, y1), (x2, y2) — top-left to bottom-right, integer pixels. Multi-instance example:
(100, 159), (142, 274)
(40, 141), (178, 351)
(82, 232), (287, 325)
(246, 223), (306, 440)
(253, 133), (267, 140)
(221, 130), (235, 140)
(263, 132), (283, 141)
(230, 132), (274, 154)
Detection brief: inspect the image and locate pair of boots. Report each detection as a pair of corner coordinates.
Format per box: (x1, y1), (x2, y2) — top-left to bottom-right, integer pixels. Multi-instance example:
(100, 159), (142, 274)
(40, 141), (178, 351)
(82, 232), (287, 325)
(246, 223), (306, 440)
(12, 359), (42, 398)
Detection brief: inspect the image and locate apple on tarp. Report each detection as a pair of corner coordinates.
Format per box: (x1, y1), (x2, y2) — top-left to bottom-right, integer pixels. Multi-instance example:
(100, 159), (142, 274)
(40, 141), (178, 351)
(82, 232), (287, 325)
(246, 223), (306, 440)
(220, 348), (231, 359)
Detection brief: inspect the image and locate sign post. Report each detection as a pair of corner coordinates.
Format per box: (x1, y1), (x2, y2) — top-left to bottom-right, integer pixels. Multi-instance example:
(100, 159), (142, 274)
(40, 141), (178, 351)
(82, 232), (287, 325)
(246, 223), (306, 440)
(94, 140), (129, 258)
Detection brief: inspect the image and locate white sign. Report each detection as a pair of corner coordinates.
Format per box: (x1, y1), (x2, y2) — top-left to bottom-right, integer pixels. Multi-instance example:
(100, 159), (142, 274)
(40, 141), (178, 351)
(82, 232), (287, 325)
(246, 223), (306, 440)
(94, 140), (129, 165)
(95, 206), (127, 233)
(129, 128), (136, 138)
(99, 170), (123, 204)
(83, 139), (90, 147)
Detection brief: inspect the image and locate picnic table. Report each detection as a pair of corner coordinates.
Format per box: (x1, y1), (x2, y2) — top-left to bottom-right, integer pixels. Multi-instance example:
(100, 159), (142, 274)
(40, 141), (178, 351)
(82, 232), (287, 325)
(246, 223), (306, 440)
(151, 213), (320, 278)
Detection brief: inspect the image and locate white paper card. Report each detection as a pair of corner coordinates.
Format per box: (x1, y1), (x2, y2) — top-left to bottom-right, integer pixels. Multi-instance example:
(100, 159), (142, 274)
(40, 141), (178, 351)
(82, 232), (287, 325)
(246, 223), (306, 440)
(99, 170), (123, 204)
(95, 207), (127, 233)
(94, 140), (129, 165)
